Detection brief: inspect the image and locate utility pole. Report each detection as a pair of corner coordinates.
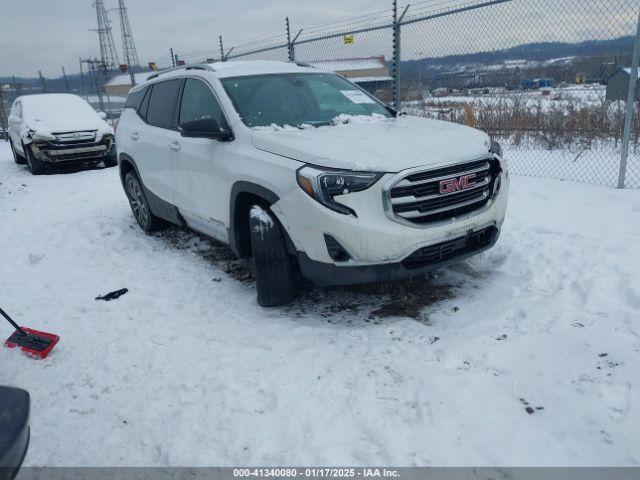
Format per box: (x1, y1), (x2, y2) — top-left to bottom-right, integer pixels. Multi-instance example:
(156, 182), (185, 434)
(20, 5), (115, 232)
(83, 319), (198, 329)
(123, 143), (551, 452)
(170, 47), (176, 67)
(38, 70), (48, 93)
(62, 67), (70, 92)
(79, 58), (86, 99)
(80, 58), (105, 112)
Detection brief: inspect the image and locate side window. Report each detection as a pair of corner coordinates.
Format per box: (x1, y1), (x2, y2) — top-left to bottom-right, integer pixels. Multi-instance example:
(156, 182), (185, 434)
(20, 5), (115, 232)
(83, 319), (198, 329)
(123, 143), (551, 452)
(179, 79), (226, 127)
(125, 86), (147, 112)
(145, 79), (182, 129)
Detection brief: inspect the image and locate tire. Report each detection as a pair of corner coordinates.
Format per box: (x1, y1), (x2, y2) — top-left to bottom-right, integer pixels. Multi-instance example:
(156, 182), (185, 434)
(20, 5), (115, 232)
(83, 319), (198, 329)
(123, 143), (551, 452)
(24, 143), (45, 175)
(103, 154), (117, 168)
(249, 205), (299, 307)
(10, 140), (26, 165)
(124, 171), (166, 233)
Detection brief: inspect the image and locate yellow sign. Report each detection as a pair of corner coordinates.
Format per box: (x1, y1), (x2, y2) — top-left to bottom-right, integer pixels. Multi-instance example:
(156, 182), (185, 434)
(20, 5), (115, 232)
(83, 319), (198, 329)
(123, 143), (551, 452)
(148, 62), (158, 71)
(344, 35), (355, 45)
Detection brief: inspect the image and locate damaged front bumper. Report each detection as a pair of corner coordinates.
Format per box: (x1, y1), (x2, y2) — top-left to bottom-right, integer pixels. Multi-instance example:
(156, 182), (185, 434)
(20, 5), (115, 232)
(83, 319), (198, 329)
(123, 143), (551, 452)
(26, 131), (115, 164)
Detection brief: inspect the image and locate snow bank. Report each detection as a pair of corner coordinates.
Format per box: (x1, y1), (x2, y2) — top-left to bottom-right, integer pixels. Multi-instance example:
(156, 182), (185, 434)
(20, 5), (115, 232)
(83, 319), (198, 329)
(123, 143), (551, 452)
(0, 141), (638, 466)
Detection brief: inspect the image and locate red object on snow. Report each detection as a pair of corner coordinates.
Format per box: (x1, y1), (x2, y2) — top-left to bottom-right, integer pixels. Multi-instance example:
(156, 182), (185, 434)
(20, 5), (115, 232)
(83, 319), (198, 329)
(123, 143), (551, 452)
(1, 307), (59, 359)
(4, 327), (60, 359)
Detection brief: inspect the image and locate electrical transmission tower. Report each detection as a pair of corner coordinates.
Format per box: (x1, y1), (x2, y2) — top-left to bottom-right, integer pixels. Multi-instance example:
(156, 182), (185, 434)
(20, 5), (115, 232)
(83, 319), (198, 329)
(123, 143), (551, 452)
(117, 0), (139, 68)
(92, 0), (119, 71)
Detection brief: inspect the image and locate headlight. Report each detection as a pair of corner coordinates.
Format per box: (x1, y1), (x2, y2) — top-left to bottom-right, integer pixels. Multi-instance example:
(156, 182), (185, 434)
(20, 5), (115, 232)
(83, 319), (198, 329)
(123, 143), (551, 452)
(490, 139), (503, 157)
(296, 166), (383, 216)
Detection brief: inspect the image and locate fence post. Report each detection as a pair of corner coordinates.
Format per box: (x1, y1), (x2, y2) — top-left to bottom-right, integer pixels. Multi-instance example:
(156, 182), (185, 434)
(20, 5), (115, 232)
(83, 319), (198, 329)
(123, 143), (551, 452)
(62, 67), (70, 92)
(38, 70), (47, 93)
(0, 87), (8, 141)
(286, 17), (293, 61)
(618, 10), (640, 189)
(12, 76), (22, 96)
(392, 1), (409, 111)
(219, 36), (225, 62)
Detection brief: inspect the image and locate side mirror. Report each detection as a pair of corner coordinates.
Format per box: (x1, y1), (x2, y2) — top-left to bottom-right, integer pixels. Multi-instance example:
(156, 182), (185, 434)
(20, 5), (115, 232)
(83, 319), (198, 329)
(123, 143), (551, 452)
(179, 118), (233, 141)
(97, 111), (108, 120)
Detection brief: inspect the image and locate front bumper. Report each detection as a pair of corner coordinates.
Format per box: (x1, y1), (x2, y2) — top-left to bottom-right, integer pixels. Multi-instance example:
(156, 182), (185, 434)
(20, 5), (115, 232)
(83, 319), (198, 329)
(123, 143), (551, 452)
(297, 224), (500, 287)
(28, 135), (114, 164)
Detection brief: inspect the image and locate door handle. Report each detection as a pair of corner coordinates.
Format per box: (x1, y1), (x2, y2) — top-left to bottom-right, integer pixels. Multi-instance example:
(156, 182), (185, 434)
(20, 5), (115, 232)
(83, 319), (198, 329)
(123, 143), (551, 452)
(169, 141), (181, 151)
(130, 132), (139, 141)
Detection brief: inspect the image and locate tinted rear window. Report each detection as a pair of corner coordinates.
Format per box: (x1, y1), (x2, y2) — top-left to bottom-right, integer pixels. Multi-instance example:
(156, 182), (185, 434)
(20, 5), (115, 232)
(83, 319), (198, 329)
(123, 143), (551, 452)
(145, 80), (182, 129)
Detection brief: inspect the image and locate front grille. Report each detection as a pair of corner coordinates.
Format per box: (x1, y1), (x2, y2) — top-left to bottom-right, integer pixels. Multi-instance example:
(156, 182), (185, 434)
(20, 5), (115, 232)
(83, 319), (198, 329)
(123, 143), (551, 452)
(388, 158), (501, 225)
(39, 134), (113, 163)
(51, 130), (97, 145)
(401, 227), (498, 270)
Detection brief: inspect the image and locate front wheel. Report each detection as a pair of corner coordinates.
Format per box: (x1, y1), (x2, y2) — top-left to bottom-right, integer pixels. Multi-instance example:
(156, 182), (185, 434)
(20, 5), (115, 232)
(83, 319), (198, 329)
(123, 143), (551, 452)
(24, 144), (45, 175)
(124, 171), (166, 233)
(10, 140), (26, 165)
(249, 205), (299, 307)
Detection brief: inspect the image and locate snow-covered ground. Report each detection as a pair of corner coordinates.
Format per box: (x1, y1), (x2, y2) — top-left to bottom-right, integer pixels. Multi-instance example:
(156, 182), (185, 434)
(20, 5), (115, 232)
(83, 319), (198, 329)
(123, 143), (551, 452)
(0, 141), (639, 466)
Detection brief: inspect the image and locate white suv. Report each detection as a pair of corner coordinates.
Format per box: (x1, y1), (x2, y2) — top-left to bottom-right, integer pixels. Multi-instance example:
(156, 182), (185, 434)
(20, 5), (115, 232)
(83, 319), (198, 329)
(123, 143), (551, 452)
(116, 61), (509, 306)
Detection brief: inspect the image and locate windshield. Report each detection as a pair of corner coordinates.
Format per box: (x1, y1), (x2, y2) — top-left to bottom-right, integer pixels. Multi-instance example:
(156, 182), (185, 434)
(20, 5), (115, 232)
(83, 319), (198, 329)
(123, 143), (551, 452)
(221, 73), (393, 128)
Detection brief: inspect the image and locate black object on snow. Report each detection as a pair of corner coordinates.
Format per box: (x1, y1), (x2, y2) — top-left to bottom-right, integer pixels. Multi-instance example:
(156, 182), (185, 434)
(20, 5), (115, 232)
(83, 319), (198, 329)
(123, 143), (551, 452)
(95, 288), (129, 301)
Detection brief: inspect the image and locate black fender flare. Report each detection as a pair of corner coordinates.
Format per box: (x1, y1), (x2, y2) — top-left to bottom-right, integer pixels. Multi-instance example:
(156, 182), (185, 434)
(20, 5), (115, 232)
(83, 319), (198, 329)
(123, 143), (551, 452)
(229, 181), (297, 258)
(118, 152), (142, 187)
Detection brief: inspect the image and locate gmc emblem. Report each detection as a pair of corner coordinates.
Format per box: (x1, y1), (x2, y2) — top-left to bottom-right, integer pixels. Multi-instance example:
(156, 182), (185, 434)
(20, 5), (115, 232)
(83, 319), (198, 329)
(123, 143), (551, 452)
(439, 173), (477, 195)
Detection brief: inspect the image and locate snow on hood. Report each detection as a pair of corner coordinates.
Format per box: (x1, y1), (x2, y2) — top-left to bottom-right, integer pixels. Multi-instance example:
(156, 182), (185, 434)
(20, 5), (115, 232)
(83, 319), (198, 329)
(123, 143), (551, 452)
(251, 115), (491, 172)
(20, 94), (113, 143)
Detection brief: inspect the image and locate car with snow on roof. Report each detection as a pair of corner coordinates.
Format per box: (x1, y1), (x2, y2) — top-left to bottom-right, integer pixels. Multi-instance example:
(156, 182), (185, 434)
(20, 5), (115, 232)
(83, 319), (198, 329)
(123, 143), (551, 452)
(7, 93), (116, 174)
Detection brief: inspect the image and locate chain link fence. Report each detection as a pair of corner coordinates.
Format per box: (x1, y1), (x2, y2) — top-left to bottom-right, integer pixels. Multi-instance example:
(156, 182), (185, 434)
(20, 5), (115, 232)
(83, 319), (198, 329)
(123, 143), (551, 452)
(193, 0), (640, 189)
(2, 0), (640, 188)
(399, 0), (640, 188)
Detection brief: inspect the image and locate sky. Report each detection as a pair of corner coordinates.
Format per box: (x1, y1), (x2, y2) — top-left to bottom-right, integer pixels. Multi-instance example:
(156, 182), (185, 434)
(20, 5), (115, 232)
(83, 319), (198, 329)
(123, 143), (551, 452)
(0, 0), (392, 77)
(1, 0), (638, 78)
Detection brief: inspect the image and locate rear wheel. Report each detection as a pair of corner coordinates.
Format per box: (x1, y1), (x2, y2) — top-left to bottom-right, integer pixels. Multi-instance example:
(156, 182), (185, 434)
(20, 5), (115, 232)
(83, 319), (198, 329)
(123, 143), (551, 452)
(249, 205), (299, 307)
(124, 171), (166, 233)
(10, 140), (26, 165)
(24, 144), (45, 175)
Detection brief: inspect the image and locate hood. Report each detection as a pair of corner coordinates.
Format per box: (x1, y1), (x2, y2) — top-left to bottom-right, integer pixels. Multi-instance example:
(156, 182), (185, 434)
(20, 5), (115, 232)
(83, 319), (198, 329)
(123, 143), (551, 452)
(251, 115), (491, 172)
(23, 116), (113, 143)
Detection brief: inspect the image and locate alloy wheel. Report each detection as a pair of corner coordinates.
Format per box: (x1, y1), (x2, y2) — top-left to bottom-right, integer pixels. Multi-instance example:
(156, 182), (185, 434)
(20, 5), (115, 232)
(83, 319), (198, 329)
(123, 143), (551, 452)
(126, 177), (151, 229)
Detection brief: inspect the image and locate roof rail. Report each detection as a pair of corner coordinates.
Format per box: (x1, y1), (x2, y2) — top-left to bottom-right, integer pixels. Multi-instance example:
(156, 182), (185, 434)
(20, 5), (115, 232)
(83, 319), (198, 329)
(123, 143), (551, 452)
(146, 63), (216, 81)
(293, 61), (314, 68)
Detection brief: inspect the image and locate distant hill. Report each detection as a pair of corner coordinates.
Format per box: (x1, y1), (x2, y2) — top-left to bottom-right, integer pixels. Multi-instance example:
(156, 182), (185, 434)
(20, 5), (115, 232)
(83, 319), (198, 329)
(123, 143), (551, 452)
(1, 36), (635, 90)
(404, 36), (634, 70)
(401, 36), (635, 87)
